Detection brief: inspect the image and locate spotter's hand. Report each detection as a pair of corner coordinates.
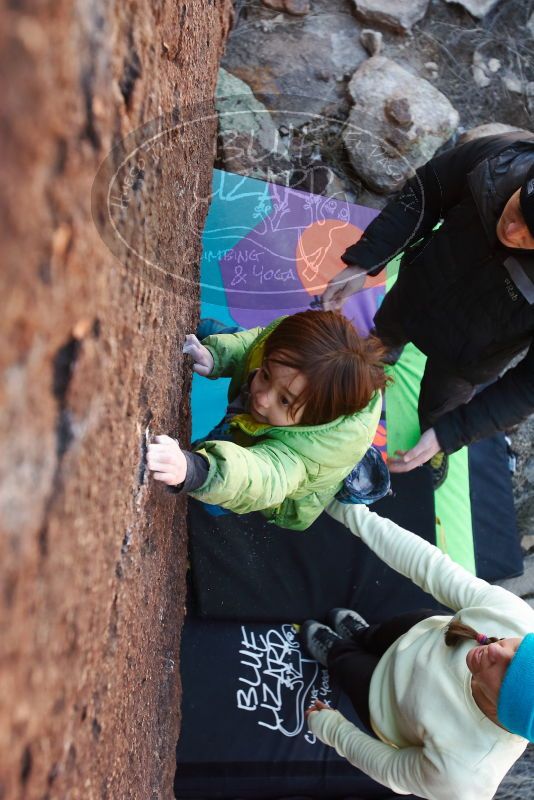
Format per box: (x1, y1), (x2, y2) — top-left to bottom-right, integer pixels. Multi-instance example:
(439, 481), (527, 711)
(182, 334), (214, 376)
(147, 435), (187, 486)
(388, 428), (441, 473)
(321, 265), (367, 311)
(305, 699), (334, 719)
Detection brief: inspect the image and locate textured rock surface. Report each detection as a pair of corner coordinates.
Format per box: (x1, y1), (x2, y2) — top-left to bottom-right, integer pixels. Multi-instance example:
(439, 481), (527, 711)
(0, 1), (232, 798)
(222, 4), (368, 125)
(444, 0), (502, 18)
(216, 68), (291, 182)
(353, 0), (430, 32)
(344, 56), (459, 192)
(360, 28), (384, 56)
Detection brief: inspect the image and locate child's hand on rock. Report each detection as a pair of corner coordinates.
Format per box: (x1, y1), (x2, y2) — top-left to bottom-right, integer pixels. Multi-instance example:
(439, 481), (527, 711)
(182, 334), (214, 376)
(147, 435), (187, 486)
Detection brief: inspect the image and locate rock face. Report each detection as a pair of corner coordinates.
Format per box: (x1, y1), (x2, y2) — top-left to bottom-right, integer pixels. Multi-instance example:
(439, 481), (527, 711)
(343, 56), (459, 193)
(443, 0), (502, 18)
(352, 0), (430, 32)
(0, 1), (232, 798)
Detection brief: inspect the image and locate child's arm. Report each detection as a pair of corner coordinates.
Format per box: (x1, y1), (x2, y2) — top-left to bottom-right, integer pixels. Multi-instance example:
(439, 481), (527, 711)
(189, 438), (308, 515)
(200, 327), (263, 379)
(148, 435), (309, 515)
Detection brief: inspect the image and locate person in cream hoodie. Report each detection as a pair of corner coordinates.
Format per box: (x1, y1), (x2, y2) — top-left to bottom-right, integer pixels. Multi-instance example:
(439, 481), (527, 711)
(300, 501), (534, 800)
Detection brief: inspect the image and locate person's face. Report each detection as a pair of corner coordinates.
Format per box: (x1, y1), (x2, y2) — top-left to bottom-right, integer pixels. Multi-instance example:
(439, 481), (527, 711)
(249, 356), (307, 427)
(466, 637), (523, 707)
(496, 189), (534, 249)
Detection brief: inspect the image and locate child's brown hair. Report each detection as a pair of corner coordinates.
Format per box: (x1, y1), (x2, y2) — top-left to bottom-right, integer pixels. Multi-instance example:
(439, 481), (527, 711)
(263, 310), (390, 425)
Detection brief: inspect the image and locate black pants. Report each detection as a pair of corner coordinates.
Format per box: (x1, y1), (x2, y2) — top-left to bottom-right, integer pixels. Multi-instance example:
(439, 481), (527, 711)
(327, 609), (436, 733)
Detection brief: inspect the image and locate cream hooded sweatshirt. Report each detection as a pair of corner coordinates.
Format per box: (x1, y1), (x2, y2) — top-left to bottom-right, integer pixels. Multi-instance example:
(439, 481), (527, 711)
(307, 502), (532, 800)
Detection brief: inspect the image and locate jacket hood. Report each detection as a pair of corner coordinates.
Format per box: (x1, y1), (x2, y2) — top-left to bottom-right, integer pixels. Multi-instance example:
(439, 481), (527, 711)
(468, 136), (534, 304)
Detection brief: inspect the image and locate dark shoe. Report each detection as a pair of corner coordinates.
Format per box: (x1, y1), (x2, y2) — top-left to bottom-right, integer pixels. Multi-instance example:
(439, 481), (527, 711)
(196, 318), (242, 340)
(427, 451), (449, 489)
(299, 620), (342, 666)
(326, 608), (369, 641)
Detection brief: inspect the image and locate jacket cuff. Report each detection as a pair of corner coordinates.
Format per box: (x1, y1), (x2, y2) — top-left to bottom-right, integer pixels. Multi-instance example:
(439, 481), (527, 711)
(432, 415), (461, 456)
(167, 450), (210, 495)
(341, 246), (386, 277)
(201, 344), (219, 379)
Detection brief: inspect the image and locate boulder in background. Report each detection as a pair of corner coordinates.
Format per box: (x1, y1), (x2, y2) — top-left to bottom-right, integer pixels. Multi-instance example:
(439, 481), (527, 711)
(216, 69), (291, 182)
(352, 0), (430, 33)
(343, 56), (459, 192)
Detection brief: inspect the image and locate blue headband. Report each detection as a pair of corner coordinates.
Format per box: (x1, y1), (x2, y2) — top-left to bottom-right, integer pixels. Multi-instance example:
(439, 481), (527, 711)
(497, 633), (534, 741)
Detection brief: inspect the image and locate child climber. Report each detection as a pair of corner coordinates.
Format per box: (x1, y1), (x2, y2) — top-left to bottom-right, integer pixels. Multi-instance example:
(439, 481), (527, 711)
(147, 310), (388, 530)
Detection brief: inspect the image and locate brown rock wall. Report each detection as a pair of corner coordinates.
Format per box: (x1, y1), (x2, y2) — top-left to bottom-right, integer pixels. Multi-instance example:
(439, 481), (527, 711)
(0, 1), (232, 798)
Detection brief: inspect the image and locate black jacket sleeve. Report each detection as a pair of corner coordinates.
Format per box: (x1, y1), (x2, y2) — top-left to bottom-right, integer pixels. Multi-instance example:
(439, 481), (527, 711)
(434, 341), (534, 454)
(342, 135), (519, 276)
(167, 450), (210, 495)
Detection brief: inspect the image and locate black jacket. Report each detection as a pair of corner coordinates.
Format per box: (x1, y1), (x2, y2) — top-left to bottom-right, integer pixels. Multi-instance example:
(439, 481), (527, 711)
(342, 133), (534, 454)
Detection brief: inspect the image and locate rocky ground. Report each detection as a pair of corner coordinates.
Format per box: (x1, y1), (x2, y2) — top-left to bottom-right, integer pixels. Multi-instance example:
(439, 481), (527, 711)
(218, 0), (534, 792)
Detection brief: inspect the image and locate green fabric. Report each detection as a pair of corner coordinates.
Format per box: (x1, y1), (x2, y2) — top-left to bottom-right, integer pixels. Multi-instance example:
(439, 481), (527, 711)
(192, 320), (383, 530)
(203, 325), (269, 392)
(384, 257), (475, 573)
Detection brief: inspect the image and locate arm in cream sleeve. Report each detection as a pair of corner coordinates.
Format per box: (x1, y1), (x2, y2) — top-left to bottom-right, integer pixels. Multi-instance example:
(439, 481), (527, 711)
(326, 501), (525, 614)
(308, 710), (467, 800)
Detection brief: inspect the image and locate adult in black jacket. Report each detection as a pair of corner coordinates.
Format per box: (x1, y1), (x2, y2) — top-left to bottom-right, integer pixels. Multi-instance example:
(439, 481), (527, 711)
(323, 133), (534, 481)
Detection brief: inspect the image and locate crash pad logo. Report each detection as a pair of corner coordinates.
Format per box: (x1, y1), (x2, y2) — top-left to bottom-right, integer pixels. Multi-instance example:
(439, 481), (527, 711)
(201, 175), (364, 314)
(236, 624), (332, 741)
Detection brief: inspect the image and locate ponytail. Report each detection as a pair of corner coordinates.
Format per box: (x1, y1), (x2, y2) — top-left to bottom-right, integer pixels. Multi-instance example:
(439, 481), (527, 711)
(445, 618), (500, 647)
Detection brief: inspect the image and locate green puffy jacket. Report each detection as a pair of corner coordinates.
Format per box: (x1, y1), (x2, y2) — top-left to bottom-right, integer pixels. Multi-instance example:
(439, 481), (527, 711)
(190, 319), (382, 530)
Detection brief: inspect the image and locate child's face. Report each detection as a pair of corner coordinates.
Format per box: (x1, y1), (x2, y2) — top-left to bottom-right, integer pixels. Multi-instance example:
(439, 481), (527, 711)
(249, 358), (307, 426)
